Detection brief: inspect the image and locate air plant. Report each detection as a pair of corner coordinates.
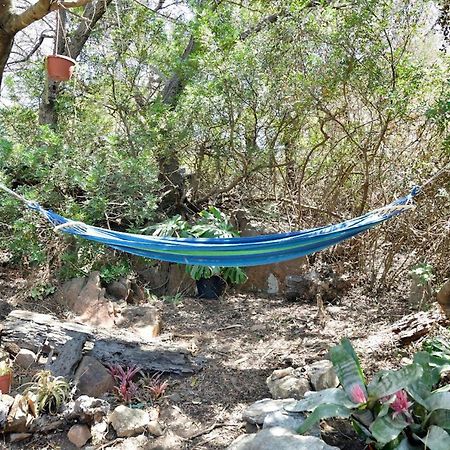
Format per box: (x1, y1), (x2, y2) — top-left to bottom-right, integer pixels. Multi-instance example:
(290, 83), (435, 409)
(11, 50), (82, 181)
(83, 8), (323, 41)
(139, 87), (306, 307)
(22, 370), (70, 415)
(107, 363), (141, 403)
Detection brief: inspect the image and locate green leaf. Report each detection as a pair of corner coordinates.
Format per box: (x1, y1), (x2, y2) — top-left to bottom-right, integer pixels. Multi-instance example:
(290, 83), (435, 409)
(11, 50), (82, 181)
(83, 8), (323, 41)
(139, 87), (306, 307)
(419, 426), (450, 450)
(429, 410), (450, 431)
(394, 439), (422, 450)
(297, 403), (352, 434)
(369, 414), (409, 445)
(284, 388), (356, 412)
(425, 392), (450, 413)
(367, 364), (423, 400)
(329, 339), (367, 402)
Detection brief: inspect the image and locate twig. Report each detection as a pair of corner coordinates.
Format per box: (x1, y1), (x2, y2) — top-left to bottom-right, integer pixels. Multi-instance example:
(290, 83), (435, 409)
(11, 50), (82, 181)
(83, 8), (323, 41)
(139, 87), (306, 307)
(216, 324), (243, 332)
(94, 438), (124, 449)
(187, 422), (242, 440)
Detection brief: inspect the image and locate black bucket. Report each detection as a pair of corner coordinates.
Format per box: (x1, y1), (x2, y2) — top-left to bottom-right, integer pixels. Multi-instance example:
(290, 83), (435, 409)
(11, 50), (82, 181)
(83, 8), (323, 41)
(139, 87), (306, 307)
(196, 276), (226, 299)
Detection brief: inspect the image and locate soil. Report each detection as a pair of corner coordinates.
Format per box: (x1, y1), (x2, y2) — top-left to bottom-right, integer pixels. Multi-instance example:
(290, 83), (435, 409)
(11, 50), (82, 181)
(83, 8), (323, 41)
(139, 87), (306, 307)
(0, 262), (425, 449)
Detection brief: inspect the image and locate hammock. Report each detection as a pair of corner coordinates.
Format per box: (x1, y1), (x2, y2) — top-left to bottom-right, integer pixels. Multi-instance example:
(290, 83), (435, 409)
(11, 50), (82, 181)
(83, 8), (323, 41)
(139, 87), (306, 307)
(17, 188), (418, 267)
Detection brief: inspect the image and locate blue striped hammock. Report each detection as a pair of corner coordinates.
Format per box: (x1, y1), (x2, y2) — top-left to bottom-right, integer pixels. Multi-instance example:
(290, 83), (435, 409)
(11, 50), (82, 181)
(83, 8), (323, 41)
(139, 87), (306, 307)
(25, 188), (418, 267)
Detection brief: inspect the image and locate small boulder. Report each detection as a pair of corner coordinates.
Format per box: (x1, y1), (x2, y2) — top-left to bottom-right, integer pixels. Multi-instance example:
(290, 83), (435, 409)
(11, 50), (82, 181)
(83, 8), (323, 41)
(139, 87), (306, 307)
(66, 395), (110, 422)
(113, 435), (149, 450)
(147, 419), (164, 437)
(5, 394), (31, 433)
(227, 427), (340, 450)
(262, 410), (321, 437)
(242, 398), (296, 425)
(14, 349), (36, 369)
(266, 367), (310, 399)
(0, 394), (14, 426)
(109, 405), (150, 437)
(9, 433), (32, 443)
(106, 279), (131, 301)
(306, 360), (338, 391)
(68, 424), (92, 448)
(74, 356), (115, 397)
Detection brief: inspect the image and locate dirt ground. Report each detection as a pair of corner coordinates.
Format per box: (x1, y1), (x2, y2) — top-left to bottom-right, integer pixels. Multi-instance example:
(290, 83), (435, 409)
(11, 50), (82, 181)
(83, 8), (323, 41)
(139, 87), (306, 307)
(0, 264), (422, 449)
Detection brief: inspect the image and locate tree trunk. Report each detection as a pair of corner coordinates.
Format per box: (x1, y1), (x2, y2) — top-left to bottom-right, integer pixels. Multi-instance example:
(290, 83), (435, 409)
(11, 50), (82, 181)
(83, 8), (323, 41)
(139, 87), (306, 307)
(0, 31), (14, 89)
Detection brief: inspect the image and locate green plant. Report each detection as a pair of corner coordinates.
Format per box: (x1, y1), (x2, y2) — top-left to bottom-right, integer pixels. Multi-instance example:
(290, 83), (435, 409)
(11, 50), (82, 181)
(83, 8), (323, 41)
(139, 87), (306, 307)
(30, 283), (56, 301)
(150, 206), (248, 285)
(161, 293), (184, 304)
(0, 360), (12, 376)
(23, 370), (71, 415)
(286, 338), (450, 449)
(410, 263), (435, 287)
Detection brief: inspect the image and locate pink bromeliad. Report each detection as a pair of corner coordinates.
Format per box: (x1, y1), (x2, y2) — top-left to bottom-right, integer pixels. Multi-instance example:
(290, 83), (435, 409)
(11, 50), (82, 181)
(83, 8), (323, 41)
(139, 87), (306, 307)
(349, 384), (367, 404)
(388, 390), (413, 420)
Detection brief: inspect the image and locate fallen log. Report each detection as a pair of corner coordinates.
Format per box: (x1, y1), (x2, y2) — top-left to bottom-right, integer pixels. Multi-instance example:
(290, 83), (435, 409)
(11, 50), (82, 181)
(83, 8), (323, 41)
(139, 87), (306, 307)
(0, 310), (201, 375)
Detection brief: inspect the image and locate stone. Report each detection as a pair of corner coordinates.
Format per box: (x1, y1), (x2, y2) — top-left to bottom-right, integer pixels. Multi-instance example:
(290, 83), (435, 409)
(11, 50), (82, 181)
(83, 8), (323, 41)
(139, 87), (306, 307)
(68, 424), (92, 448)
(5, 394), (31, 433)
(306, 360), (338, 391)
(227, 427), (340, 450)
(146, 431), (185, 450)
(263, 410), (321, 437)
(14, 349), (36, 369)
(9, 432), (32, 443)
(437, 279), (450, 319)
(109, 405), (150, 437)
(58, 272), (116, 328)
(267, 367), (310, 399)
(242, 398), (296, 425)
(115, 305), (161, 339)
(0, 394), (14, 426)
(106, 279), (131, 301)
(128, 281), (146, 304)
(90, 419), (108, 445)
(74, 356), (115, 397)
(113, 435), (149, 450)
(147, 419), (164, 437)
(67, 395), (111, 422)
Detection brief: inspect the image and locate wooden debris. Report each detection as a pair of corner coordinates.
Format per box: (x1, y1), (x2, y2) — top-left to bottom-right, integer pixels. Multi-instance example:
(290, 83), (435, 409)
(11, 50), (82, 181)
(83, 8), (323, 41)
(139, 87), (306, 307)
(0, 310), (201, 374)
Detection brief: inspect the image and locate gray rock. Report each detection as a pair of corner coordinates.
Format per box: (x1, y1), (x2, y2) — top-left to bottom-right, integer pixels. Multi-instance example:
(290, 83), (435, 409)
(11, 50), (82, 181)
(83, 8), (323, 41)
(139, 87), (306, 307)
(14, 349), (36, 369)
(110, 405), (150, 437)
(68, 395), (110, 421)
(262, 410), (321, 438)
(107, 279), (130, 301)
(67, 424), (92, 448)
(74, 356), (115, 397)
(306, 361), (339, 391)
(242, 398), (296, 425)
(0, 394), (14, 426)
(227, 427), (340, 450)
(113, 435), (148, 450)
(267, 367), (310, 399)
(147, 419), (164, 436)
(9, 433), (32, 443)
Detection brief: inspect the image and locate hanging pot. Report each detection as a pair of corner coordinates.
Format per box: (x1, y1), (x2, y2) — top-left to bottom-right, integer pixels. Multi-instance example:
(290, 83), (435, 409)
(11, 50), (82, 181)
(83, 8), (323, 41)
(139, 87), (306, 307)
(0, 372), (12, 394)
(45, 55), (76, 82)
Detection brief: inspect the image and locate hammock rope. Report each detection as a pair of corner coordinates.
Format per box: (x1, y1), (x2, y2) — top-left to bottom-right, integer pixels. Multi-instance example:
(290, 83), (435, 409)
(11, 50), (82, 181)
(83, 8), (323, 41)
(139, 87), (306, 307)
(0, 163), (448, 267)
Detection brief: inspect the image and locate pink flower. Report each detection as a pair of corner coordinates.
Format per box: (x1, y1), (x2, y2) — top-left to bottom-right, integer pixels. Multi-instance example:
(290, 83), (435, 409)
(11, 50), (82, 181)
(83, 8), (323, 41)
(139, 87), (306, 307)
(389, 390), (413, 419)
(349, 384), (367, 404)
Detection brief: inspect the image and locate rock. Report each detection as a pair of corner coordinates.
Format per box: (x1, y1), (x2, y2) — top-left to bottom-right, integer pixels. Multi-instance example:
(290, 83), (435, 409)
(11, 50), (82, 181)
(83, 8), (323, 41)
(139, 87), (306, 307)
(90, 419), (108, 445)
(242, 398), (296, 425)
(267, 367), (310, 399)
(57, 272), (116, 328)
(285, 272), (321, 302)
(228, 427), (340, 450)
(5, 394), (31, 433)
(0, 394), (14, 426)
(68, 424), (92, 448)
(113, 435), (149, 450)
(107, 279), (131, 301)
(437, 279), (450, 318)
(109, 405), (150, 437)
(115, 305), (161, 339)
(306, 361), (338, 391)
(74, 356), (115, 397)
(67, 395), (111, 422)
(9, 432), (32, 443)
(147, 419), (164, 437)
(263, 410), (321, 437)
(128, 281), (146, 304)
(14, 349), (36, 369)
(146, 431), (185, 450)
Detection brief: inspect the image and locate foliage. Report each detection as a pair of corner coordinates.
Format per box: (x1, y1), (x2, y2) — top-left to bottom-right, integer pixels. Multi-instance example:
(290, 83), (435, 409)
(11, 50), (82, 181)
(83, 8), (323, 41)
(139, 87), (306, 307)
(144, 372), (169, 402)
(151, 206), (248, 284)
(23, 370), (71, 415)
(0, 360), (12, 376)
(30, 283), (56, 301)
(287, 338), (450, 449)
(107, 364), (140, 403)
(410, 263), (435, 287)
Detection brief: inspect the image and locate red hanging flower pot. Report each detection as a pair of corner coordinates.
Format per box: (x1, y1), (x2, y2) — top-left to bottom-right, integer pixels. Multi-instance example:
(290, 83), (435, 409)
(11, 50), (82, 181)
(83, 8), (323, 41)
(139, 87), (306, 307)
(45, 55), (76, 82)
